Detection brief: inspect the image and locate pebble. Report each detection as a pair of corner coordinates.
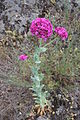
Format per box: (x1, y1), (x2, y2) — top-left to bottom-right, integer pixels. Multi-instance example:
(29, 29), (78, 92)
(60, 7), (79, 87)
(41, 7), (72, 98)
(37, 116), (49, 120)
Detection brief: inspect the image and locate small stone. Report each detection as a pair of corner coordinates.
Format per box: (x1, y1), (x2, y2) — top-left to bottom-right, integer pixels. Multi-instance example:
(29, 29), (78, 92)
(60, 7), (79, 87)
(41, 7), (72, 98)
(74, 114), (77, 116)
(58, 94), (62, 99)
(19, 112), (22, 115)
(70, 106), (73, 108)
(37, 116), (48, 120)
(53, 111), (55, 115)
(71, 113), (74, 117)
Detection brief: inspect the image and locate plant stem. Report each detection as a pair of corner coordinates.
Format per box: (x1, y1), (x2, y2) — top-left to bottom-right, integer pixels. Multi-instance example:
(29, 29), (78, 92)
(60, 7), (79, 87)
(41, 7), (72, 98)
(39, 38), (42, 47)
(44, 37), (57, 47)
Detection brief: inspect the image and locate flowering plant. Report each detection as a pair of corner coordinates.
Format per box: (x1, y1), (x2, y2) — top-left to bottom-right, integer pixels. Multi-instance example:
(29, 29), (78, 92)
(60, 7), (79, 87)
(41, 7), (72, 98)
(19, 18), (69, 113)
(30, 18), (53, 41)
(54, 27), (68, 41)
(29, 18), (53, 110)
(19, 54), (28, 61)
(30, 19), (69, 110)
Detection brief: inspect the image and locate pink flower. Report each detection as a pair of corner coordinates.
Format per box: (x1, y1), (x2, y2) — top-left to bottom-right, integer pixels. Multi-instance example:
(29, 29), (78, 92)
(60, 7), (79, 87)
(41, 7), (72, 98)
(19, 54), (28, 61)
(54, 27), (68, 41)
(30, 18), (53, 41)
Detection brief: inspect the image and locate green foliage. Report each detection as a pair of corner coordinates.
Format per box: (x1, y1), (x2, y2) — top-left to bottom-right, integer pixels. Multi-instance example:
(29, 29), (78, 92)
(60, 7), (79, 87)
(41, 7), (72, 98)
(2, 44), (32, 88)
(8, 74), (31, 88)
(63, 0), (71, 21)
(55, 42), (80, 77)
(31, 45), (48, 108)
(40, 37), (80, 91)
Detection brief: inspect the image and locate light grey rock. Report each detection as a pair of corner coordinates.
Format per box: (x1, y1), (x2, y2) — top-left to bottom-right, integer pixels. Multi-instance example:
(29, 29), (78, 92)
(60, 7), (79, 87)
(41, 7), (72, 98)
(37, 116), (49, 120)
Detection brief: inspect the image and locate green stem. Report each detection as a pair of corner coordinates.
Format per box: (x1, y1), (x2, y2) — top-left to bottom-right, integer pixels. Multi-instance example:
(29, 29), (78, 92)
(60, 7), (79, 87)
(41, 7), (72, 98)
(32, 45), (46, 108)
(44, 37), (57, 47)
(39, 38), (42, 47)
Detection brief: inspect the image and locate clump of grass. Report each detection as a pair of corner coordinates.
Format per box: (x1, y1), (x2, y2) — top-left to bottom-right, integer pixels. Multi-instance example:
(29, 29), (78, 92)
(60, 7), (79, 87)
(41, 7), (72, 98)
(40, 37), (80, 90)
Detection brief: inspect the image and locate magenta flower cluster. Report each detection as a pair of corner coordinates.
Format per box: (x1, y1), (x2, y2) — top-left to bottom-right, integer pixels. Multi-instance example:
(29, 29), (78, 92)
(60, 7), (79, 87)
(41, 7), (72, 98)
(54, 27), (68, 41)
(19, 54), (28, 61)
(30, 18), (53, 41)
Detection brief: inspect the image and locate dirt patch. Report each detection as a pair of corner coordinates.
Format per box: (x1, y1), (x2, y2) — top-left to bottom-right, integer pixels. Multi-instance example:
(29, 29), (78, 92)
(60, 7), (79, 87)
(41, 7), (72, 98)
(0, 80), (34, 120)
